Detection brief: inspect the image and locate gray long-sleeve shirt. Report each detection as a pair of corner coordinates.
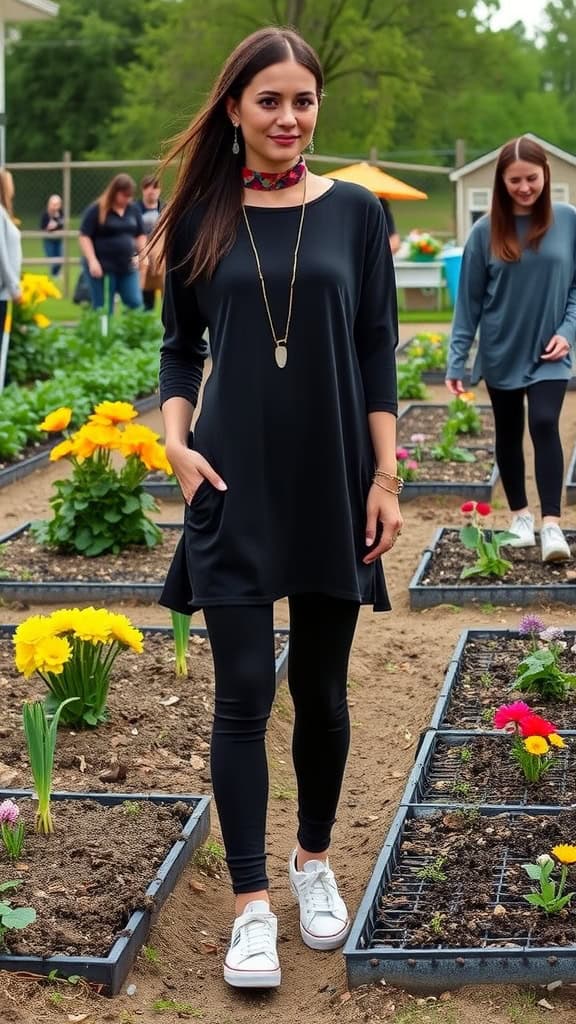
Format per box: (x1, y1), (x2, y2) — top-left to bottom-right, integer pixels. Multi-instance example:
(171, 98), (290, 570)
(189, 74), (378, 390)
(447, 203), (576, 388)
(0, 205), (21, 300)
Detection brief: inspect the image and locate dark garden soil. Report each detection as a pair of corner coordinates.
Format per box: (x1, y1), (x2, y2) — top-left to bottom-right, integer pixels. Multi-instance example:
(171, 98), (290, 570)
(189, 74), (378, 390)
(397, 405), (495, 447)
(421, 528), (576, 586)
(404, 450), (495, 484)
(378, 807), (576, 949)
(0, 797), (190, 957)
(421, 733), (576, 806)
(0, 524), (181, 584)
(0, 631), (287, 795)
(0, 439), (54, 474)
(442, 636), (576, 731)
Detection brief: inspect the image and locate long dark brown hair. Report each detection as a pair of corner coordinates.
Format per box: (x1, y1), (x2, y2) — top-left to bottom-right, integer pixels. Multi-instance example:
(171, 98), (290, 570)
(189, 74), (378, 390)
(154, 26), (323, 281)
(491, 136), (552, 262)
(97, 173), (136, 225)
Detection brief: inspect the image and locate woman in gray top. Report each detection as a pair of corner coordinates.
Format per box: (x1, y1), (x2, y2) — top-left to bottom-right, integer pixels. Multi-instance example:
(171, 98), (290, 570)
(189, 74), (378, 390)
(446, 136), (576, 563)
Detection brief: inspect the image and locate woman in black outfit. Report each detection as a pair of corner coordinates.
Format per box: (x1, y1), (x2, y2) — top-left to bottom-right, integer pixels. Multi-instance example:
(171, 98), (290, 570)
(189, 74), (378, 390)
(155, 26), (401, 990)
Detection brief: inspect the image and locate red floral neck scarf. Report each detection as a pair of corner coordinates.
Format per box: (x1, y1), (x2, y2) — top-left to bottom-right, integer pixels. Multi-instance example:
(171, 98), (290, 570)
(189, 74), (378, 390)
(242, 156), (306, 191)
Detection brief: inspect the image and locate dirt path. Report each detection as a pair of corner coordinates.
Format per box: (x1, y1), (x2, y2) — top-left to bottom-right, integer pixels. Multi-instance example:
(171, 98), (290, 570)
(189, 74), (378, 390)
(2, 355), (576, 1023)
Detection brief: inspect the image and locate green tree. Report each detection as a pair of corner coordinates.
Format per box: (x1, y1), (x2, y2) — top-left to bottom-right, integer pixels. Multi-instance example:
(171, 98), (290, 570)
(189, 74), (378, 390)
(540, 0), (576, 125)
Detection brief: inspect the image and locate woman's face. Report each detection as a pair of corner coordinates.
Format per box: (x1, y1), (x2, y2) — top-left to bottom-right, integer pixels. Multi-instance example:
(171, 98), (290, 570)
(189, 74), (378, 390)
(114, 188), (133, 210)
(227, 59), (319, 172)
(502, 159), (546, 213)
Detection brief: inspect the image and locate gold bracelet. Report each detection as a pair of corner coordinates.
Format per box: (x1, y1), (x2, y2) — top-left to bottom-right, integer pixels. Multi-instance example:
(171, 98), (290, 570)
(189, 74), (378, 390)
(372, 477), (403, 495)
(374, 469), (402, 485)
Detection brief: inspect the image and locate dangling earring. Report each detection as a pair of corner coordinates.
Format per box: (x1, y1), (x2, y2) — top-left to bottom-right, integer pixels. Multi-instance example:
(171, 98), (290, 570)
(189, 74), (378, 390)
(307, 135), (315, 155)
(232, 123), (240, 156)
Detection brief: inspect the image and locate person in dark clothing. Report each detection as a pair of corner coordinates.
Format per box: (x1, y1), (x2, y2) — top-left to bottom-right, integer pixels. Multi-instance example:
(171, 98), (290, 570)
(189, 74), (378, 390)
(136, 175), (164, 311)
(40, 194), (64, 277)
(155, 26), (401, 990)
(78, 174), (146, 313)
(379, 197), (400, 253)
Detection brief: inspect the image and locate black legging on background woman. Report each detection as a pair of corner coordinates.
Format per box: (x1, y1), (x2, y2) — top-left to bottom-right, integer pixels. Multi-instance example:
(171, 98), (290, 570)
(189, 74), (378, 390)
(487, 380), (567, 517)
(204, 593), (359, 894)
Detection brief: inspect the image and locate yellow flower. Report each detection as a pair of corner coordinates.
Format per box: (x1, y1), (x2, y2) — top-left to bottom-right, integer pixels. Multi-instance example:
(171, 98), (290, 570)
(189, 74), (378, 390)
(33, 313), (51, 328)
(49, 608), (82, 635)
(91, 401), (137, 426)
(70, 422), (122, 460)
(524, 735), (549, 755)
(13, 615), (56, 676)
(139, 442), (173, 474)
(72, 607), (113, 644)
(49, 438), (75, 462)
(4, 312), (11, 332)
(552, 844), (576, 864)
(39, 407), (72, 433)
(107, 613), (144, 653)
(549, 733), (566, 748)
(410, 345), (423, 357)
(460, 391), (476, 403)
(33, 635), (72, 675)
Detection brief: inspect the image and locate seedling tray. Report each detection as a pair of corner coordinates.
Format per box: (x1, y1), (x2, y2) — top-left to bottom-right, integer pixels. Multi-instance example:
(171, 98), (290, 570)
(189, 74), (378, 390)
(143, 473), (182, 502)
(0, 789), (210, 995)
(565, 442), (576, 505)
(396, 342), (462, 386)
(430, 628), (576, 732)
(409, 528), (576, 609)
(399, 728), (576, 810)
(344, 802), (576, 993)
(400, 454), (498, 502)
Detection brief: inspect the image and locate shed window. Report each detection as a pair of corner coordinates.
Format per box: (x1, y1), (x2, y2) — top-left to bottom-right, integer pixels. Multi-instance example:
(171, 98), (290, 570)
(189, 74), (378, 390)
(551, 183), (569, 202)
(469, 188), (491, 210)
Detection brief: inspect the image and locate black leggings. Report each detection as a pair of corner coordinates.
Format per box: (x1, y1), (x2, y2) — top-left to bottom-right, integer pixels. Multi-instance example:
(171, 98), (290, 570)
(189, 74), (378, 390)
(487, 380), (568, 517)
(203, 594), (360, 894)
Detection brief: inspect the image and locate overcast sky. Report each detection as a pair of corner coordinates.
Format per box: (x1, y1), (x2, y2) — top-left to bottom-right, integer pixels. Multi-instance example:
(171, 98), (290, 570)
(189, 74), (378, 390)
(482, 0), (548, 36)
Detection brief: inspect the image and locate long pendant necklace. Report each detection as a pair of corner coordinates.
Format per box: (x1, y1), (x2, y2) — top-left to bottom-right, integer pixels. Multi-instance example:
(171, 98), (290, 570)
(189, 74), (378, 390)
(241, 173), (307, 369)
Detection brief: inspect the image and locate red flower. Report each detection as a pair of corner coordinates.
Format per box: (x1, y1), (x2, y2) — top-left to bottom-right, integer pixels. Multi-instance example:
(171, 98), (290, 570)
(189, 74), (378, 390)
(476, 502), (491, 517)
(519, 714), (557, 738)
(460, 501), (476, 514)
(493, 701), (532, 730)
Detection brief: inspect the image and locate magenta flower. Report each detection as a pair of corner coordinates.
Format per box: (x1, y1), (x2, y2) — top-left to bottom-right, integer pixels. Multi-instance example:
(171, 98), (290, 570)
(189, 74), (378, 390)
(396, 447), (409, 460)
(0, 799), (20, 825)
(493, 701), (532, 731)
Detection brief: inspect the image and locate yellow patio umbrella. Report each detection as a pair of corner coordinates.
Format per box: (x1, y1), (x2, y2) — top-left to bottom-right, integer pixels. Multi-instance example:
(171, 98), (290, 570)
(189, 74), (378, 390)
(324, 162), (428, 200)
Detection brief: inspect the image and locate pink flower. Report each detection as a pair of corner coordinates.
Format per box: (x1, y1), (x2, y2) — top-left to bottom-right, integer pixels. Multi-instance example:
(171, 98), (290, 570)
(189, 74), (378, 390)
(0, 799), (20, 825)
(493, 701), (532, 730)
(396, 448), (409, 460)
(406, 460), (418, 471)
(410, 433), (427, 444)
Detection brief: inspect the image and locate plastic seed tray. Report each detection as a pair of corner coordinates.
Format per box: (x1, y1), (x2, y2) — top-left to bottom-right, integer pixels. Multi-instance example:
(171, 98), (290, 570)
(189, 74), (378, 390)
(565, 442), (576, 505)
(429, 629), (576, 732)
(0, 789), (210, 995)
(399, 729), (576, 811)
(409, 529), (576, 609)
(344, 802), (576, 993)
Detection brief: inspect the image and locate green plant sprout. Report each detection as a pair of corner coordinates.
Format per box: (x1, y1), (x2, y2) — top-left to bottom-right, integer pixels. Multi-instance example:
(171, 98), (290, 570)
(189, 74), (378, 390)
(416, 856), (447, 882)
(0, 881), (36, 949)
(193, 838), (226, 876)
(171, 611), (191, 676)
(522, 847), (576, 913)
(22, 698), (78, 833)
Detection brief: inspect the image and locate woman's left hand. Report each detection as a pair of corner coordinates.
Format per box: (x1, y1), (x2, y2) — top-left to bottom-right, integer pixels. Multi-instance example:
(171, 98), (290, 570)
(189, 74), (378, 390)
(363, 484), (403, 564)
(541, 334), (570, 360)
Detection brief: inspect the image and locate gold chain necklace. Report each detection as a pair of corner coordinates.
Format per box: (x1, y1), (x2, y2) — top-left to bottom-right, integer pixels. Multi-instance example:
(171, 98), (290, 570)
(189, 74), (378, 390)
(241, 173), (307, 369)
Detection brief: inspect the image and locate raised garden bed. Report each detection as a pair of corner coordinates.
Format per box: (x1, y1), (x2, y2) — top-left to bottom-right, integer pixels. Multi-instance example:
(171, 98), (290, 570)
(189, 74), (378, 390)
(0, 624), (289, 794)
(0, 394), (159, 490)
(344, 802), (576, 993)
(399, 449), (498, 502)
(430, 629), (576, 731)
(143, 471), (182, 502)
(410, 528), (576, 608)
(396, 340), (468, 386)
(0, 521), (181, 603)
(0, 789), (210, 994)
(565, 442), (576, 506)
(397, 403), (495, 448)
(400, 729), (576, 809)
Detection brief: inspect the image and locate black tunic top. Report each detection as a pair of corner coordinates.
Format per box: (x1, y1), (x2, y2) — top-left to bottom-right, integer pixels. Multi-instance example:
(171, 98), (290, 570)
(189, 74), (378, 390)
(159, 181), (398, 614)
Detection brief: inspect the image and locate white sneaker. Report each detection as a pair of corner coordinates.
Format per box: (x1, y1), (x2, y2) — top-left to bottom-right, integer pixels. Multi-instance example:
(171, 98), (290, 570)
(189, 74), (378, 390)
(508, 511), (536, 548)
(288, 850), (350, 951)
(223, 900), (281, 988)
(541, 524), (571, 563)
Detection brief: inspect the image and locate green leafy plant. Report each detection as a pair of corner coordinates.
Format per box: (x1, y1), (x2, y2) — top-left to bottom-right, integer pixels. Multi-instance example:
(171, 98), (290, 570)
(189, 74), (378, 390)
(493, 702), (566, 783)
(431, 420), (476, 462)
(31, 402), (171, 556)
(0, 881), (36, 949)
(397, 361), (428, 400)
(416, 856), (447, 882)
(457, 746), (472, 763)
(14, 608), (144, 728)
(404, 331), (448, 371)
(193, 838), (226, 876)
(143, 944), (160, 963)
(172, 611), (191, 676)
(459, 501), (516, 579)
(513, 627), (576, 700)
(522, 847), (576, 913)
(446, 393), (481, 435)
(452, 780), (471, 797)
(429, 910), (445, 934)
(396, 447), (419, 481)
(0, 800), (25, 861)
(22, 698), (79, 833)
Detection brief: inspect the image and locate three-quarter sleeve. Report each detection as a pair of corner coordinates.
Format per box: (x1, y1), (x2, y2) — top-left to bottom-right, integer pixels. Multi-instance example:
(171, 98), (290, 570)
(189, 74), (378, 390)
(447, 223), (488, 379)
(159, 237), (208, 408)
(354, 200), (398, 414)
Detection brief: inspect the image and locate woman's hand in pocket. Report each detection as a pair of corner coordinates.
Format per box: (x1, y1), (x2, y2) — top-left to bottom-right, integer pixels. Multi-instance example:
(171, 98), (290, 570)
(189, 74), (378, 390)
(166, 445), (227, 505)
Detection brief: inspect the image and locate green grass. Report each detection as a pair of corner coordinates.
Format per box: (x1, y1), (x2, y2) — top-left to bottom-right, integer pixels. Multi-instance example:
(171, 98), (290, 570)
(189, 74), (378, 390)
(399, 309), (453, 322)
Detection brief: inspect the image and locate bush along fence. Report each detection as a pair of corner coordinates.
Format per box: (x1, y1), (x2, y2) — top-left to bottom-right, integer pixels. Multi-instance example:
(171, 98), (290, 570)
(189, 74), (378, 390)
(344, 620), (576, 993)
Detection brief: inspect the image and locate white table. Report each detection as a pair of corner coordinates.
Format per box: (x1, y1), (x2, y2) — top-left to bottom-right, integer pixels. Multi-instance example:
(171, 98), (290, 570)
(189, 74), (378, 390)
(393, 259), (444, 310)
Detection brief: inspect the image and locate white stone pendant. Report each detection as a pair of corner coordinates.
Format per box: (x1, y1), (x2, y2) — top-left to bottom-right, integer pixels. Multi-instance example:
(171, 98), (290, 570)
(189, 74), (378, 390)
(275, 343), (287, 368)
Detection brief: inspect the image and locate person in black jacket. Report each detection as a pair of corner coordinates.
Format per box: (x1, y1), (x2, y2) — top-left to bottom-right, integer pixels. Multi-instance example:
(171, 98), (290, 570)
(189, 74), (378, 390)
(40, 194), (64, 277)
(78, 174), (146, 313)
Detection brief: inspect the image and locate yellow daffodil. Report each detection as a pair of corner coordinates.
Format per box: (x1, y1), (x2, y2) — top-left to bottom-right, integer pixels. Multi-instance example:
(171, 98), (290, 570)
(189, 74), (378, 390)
(72, 607), (113, 644)
(49, 438), (75, 462)
(107, 613), (144, 653)
(33, 636), (72, 675)
(13, 615), (54, 649)
(91, 401), (138, 426)
(552, 844), (576, 864)
(549, 733), (566, 748)
(524, 735), (549, 756)
(39, 407), (72, 433)
(33, 313), (51, 328)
